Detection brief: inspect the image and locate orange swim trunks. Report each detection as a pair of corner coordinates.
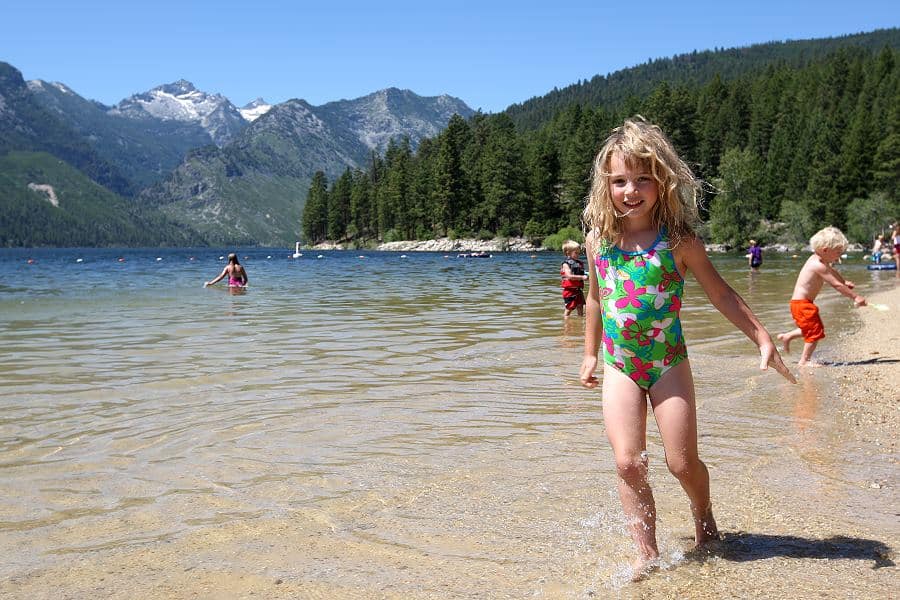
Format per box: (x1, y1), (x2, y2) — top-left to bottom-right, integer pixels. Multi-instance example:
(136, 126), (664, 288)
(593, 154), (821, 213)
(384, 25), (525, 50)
(789, 299), (825, 343)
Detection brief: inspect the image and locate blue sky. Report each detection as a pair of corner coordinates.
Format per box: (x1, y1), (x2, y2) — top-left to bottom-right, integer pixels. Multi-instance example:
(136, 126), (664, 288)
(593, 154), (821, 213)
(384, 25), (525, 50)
(2, 1), (897, 112)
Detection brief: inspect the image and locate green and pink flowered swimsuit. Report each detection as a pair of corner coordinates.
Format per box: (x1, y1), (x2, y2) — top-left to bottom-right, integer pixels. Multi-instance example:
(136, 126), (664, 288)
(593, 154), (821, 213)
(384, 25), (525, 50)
(595, 229), (687, 389)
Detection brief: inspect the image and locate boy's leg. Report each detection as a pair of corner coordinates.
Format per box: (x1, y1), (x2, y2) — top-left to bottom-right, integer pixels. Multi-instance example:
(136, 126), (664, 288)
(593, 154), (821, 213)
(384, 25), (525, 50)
(602, 365), (659, 563)
(798, 340), (820, 366)
(777, 328), (803, 353)
(649, 360), (718, 546)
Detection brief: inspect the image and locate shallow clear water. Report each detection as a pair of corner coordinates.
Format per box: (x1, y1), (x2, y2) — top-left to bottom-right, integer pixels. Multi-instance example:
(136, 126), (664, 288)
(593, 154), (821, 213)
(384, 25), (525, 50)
(0, 248), (895, 597)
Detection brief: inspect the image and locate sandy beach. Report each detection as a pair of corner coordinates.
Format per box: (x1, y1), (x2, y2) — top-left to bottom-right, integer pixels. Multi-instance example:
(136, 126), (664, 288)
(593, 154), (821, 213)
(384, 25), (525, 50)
(832, 288), (899, 449)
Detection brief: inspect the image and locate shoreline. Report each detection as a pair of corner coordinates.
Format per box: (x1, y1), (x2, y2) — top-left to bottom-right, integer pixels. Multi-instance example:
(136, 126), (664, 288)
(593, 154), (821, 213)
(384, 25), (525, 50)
(311, 236), (542, 252)
(306, 238), (874, 255)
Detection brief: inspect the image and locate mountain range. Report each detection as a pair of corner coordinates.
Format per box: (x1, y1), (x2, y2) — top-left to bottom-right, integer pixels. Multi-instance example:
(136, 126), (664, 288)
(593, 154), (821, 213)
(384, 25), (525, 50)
(1, 63), (474, 246)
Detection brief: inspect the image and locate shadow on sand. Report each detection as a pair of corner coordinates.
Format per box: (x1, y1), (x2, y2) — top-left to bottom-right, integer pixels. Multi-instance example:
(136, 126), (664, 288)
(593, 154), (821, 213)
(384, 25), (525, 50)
(687, 532), (894, 569)
(821, 357), (899, 367)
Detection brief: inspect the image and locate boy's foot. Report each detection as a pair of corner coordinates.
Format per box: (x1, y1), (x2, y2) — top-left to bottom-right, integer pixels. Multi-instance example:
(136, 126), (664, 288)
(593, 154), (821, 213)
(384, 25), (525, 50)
(776, 333), (791, 353)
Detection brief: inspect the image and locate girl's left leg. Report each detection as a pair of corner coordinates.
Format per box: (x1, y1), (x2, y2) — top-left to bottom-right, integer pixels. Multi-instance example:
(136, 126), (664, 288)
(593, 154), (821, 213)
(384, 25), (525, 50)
(649, 360), (718, 546)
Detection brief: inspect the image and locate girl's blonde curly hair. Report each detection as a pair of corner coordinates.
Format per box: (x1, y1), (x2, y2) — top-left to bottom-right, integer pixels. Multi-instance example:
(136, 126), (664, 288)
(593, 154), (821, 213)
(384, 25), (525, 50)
(582, 117), (700, 250)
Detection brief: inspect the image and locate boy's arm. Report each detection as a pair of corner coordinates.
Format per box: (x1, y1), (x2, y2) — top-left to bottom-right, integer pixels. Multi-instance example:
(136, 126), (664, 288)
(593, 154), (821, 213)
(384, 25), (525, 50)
(680, 237), (796, 383)
(820, 265), (865, 305)
(561, 262), (587, 281)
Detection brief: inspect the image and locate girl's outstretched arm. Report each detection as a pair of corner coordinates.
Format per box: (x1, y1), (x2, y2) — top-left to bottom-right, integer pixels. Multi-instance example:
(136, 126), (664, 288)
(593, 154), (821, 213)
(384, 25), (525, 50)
(678, 236), (796, 384)
(205, 267), (228, 287)
(580, 233), (602, 388)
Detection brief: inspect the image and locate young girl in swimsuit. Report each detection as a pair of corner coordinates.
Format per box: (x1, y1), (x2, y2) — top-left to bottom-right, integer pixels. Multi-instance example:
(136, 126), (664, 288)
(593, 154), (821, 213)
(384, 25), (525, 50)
(578, 118), (796, 578)
(205, 253), (249, 289)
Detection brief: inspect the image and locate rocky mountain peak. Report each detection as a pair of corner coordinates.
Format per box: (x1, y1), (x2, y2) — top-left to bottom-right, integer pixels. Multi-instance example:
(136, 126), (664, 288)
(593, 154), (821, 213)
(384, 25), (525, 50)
(156, 79), (198, 95)
(109, 80), (247, 145)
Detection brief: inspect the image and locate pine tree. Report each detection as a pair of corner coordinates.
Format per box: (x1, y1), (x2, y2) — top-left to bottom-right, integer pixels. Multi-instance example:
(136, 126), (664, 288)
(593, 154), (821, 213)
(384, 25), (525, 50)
(301, 171), (329, 244)
(433, 115), (470, 236)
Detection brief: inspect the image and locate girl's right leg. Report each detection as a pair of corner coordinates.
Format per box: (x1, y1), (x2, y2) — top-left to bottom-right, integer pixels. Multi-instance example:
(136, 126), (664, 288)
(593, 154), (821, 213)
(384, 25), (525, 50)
(602, 365), (658, 564)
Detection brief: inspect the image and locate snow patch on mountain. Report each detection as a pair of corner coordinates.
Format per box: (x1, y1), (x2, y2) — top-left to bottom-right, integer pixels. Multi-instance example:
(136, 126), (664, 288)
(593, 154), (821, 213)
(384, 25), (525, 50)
(27, 80), (78, 99)
(240, 98), (272, 122)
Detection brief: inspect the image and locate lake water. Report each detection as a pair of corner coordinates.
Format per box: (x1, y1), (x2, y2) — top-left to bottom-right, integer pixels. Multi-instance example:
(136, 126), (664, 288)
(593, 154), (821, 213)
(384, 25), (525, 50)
(0, 247), (896, 598)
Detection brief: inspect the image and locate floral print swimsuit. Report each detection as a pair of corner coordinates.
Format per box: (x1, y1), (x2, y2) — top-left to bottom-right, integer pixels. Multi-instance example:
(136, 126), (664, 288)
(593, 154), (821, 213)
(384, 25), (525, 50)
(595, 229), (687, 390)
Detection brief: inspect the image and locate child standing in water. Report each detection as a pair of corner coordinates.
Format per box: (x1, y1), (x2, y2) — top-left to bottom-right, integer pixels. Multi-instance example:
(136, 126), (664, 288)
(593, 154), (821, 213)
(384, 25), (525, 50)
(205, 253), (249, 289)
(777, 227), (866, 366)
(560, 240), (588, 318)
(747, 239), (763, 271)
(578, 118), (795, 578)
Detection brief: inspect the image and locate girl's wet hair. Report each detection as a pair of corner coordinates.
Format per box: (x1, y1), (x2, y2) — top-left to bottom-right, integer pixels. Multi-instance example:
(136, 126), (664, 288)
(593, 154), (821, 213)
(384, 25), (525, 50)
(228, 253), (240, 264)
(583, 116), (700, 249)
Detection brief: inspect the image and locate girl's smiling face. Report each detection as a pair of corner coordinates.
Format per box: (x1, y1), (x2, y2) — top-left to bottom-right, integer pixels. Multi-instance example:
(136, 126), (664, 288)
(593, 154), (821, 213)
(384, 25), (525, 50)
(608, 152), (659, 222)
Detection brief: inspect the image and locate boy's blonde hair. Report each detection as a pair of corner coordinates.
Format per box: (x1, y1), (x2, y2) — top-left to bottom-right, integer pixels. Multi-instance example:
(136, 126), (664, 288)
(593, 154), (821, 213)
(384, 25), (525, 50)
(562, 240), (581, 254)
(809, 226), (849, 251)
(583, 117), (700, 249)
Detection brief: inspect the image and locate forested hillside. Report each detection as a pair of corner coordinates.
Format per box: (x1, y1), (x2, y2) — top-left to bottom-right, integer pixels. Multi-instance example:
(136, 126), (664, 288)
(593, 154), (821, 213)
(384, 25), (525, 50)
(303, 38), (900, 248)
(505, 29), (900, 131)
(0, 152), (205, 247)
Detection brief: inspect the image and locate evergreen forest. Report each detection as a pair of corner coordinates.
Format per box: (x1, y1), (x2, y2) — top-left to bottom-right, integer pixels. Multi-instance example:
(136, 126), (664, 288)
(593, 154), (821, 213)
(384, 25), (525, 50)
(302, 44), (900, 249)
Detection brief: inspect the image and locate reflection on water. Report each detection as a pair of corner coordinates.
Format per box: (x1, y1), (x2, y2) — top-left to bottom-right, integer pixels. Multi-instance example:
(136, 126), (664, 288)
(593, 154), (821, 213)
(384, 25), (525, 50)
(0, 248), (895, 596)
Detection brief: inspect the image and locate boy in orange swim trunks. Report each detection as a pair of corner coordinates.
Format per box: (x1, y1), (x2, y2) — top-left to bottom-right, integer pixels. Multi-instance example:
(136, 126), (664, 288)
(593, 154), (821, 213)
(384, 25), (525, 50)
(778, 226), (867, 366)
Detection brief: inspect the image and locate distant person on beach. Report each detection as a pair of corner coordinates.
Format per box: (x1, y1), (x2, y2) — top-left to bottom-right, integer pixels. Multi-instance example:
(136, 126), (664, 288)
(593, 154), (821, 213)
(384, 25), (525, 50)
(747, 239), (763, 271)
(892, 224), (900, 275)
(204, 253), (248, 289)
(579, 117), (795, 580)
(871, 234), (884, 263)
(560, 240), (587, 318)
(777, 226), (866, 367)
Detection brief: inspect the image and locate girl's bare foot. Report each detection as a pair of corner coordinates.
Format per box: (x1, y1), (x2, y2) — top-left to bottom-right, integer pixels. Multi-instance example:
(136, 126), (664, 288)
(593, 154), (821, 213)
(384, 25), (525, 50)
(797, 361), (824, 368)
(630, 556), (661, 582)
(694, 504), (719, 546)
(777, 333), (791, 353)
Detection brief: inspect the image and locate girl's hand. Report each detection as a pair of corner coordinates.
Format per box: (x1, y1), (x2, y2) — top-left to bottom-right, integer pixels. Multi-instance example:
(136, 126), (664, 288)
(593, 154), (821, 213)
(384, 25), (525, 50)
(580, 355), (600, 388)
(759, 342), (797, 384)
